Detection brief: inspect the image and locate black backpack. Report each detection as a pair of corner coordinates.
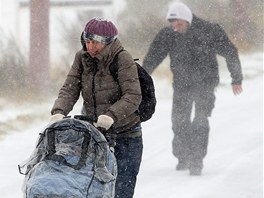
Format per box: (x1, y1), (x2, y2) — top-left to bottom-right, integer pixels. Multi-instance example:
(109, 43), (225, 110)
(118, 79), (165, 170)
(110, 51), (156, 122)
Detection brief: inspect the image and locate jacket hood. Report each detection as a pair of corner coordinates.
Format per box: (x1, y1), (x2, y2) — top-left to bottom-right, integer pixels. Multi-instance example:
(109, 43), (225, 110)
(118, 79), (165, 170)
(81, 31), (87, 51)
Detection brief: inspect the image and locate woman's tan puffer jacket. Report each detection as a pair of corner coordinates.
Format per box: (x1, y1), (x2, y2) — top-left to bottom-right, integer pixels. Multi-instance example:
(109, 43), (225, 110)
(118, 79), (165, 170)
(51, 39), (142, 133)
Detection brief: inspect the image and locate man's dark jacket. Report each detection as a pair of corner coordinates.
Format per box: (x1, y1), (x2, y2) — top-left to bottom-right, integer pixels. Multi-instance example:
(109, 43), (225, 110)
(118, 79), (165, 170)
(143, 15), (243, 88)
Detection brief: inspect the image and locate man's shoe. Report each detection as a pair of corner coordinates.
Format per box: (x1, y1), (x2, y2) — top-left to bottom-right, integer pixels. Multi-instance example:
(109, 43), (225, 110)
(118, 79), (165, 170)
(189, 167), (202, 176)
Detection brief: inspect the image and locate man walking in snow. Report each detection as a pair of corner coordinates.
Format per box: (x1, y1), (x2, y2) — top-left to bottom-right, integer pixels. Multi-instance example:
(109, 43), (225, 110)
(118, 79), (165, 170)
(142, 2), (243, 175)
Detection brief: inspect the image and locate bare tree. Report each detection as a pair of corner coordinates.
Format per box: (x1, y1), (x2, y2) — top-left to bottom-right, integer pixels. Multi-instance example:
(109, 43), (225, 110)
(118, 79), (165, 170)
(118, 0), (171, 57)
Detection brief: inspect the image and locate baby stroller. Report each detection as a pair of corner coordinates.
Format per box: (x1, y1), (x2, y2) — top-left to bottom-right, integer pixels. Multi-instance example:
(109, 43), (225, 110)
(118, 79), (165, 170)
(18, 116), (117, 198)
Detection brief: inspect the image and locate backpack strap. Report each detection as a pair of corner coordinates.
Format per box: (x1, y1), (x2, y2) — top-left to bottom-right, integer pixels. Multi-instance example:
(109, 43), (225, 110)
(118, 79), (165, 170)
(109, 50), (125, 82)
(109, 50), (139, 82)
(110, 51), (143, 120)
(110, 51), (156, 122)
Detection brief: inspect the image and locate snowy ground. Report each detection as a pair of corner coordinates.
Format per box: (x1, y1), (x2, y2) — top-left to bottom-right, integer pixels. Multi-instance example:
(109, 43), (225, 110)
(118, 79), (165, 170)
(0, 53), (263, 198)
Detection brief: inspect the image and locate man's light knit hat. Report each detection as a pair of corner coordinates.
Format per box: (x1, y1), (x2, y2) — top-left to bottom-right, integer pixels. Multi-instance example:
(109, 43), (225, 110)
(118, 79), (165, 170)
(166, 2), (193, 24)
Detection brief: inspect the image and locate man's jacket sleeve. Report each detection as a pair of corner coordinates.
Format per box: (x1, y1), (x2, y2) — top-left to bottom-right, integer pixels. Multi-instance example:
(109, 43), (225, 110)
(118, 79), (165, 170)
(213, 24), (243, 85)
(143, 28), (170, 74)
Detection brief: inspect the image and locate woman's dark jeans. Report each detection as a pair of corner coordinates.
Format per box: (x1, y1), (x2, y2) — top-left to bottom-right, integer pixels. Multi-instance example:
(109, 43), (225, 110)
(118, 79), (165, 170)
(114, 135), (143, 198)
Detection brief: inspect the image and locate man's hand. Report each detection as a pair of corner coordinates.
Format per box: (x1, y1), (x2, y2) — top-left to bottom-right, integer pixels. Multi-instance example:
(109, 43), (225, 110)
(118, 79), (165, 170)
(94, 115), (114, 130)
(232, 84), (243, 95)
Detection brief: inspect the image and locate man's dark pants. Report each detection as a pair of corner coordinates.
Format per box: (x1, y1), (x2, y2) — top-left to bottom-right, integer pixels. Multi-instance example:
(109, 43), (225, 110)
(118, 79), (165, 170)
(172, 81), (216, 169)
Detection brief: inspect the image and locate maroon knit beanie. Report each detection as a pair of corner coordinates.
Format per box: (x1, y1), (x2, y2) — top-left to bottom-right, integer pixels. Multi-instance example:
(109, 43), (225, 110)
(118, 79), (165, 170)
(83, 17), (118, 44)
